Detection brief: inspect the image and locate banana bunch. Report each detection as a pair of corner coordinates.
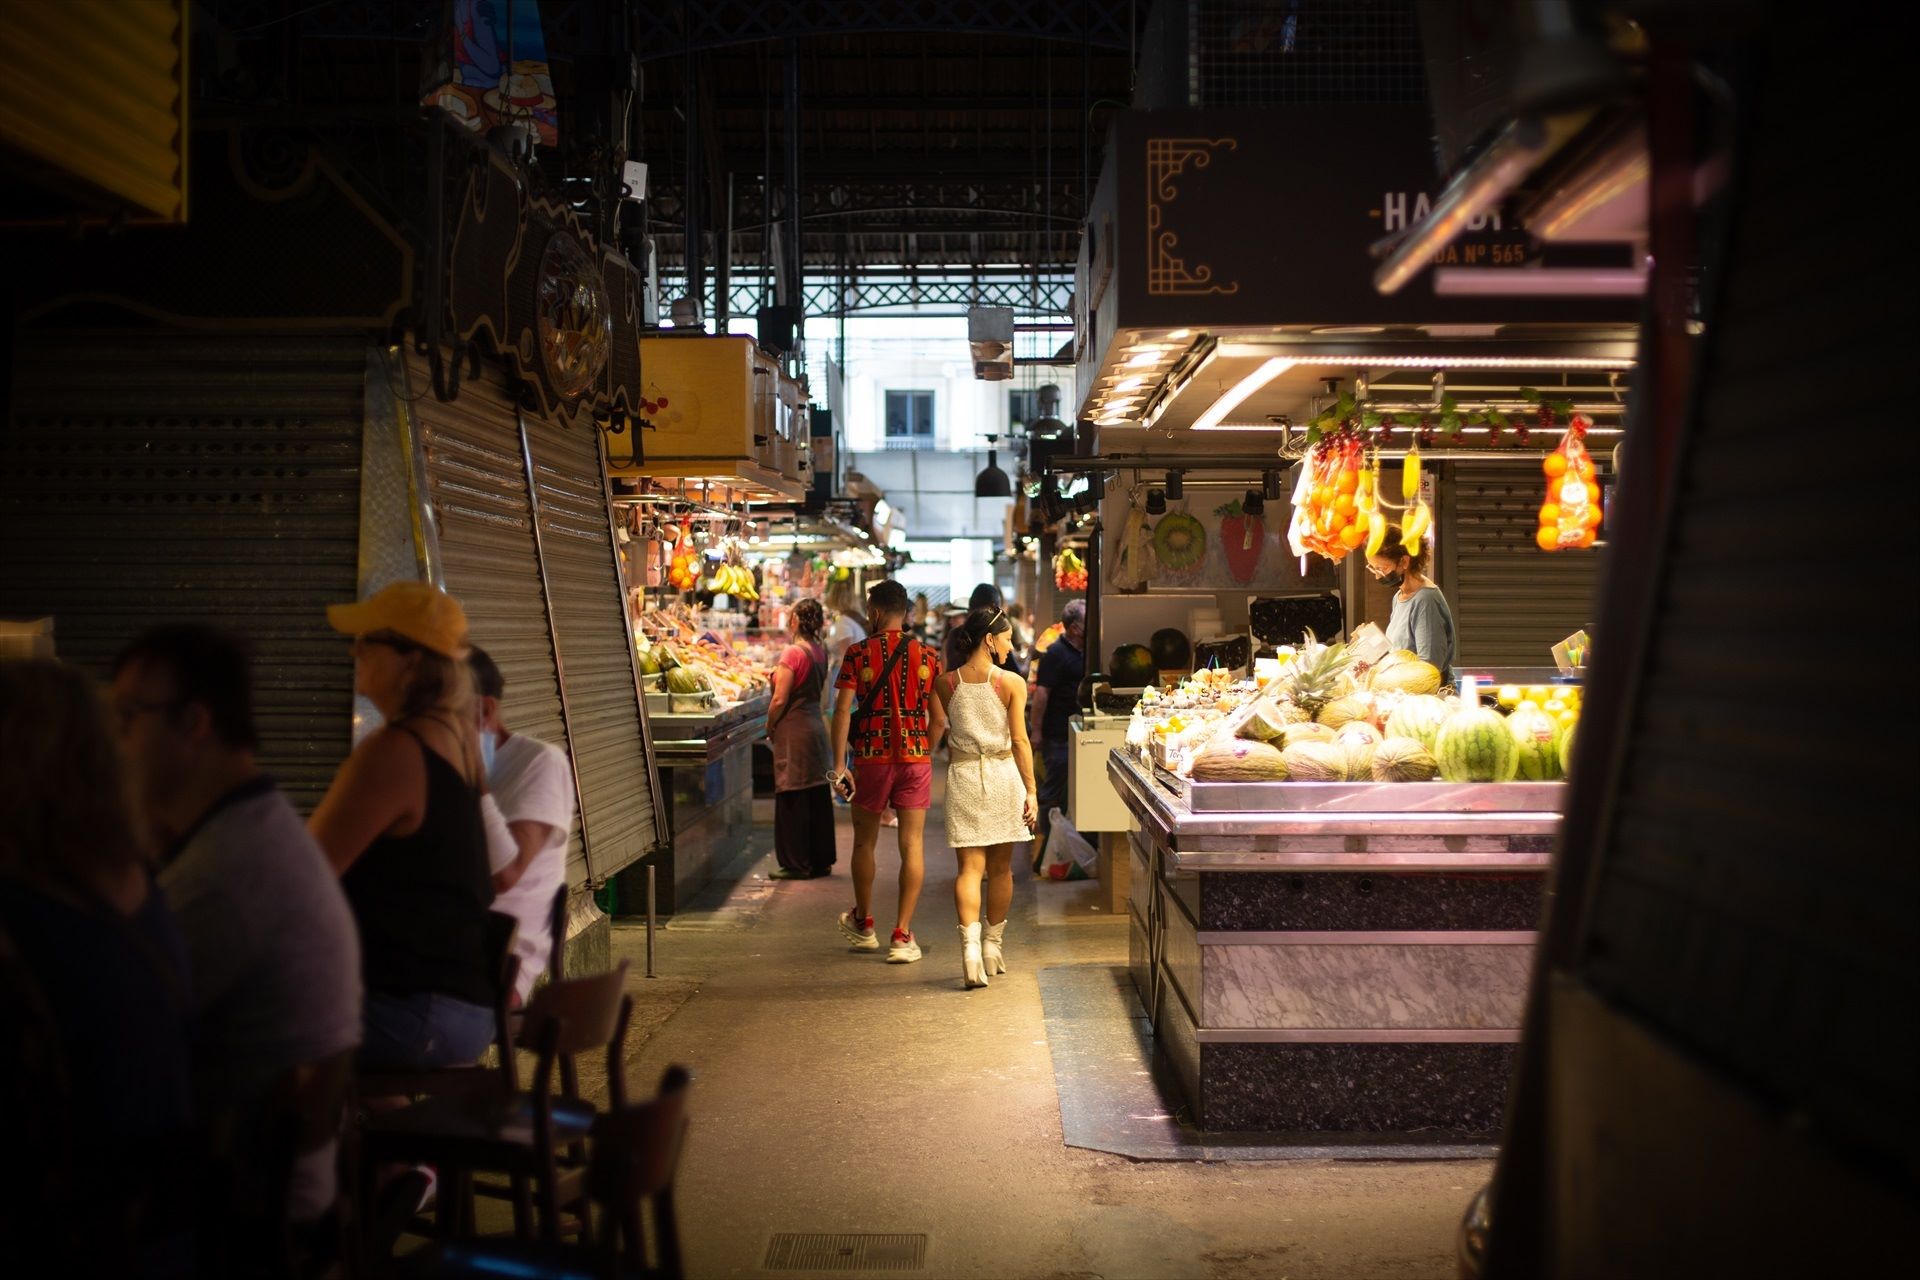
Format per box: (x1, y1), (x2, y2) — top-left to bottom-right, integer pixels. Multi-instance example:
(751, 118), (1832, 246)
(706, 562), (759, 600)
(1357, 453), (1389, 557)
(1399, 448), (1432, 557)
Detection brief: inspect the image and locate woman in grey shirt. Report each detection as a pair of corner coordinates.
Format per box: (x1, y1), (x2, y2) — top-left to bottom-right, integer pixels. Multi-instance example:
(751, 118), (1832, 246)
(1368, 533), (1456, 684)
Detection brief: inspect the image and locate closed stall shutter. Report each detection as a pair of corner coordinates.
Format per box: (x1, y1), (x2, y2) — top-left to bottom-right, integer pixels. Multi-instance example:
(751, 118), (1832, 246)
(1446, 462), (1603, 668)
(525, 415), (662, 882)
(405, 354), (582, 877)
(0, 332), (364, 810)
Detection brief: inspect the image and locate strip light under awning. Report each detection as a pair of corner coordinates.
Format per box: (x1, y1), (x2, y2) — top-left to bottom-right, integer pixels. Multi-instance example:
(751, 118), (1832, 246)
(1190, 358), (1295, 432)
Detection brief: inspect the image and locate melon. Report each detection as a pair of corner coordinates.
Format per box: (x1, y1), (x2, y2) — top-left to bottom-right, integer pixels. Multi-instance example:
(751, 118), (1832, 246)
(1371, 737), (1440, 782)
(1238, 702), (1291, 743)
(1370, 656), (1442, 696)
(1192, 738), (1289, 782)
(1341, 742), (1377, 781)
(1385, 694), (1451, 749)
(1334, 721), (1383, 748)
(1280, 722), (1337, 749)
(1279, 741), (1345, 782)
(1316, 695), (1374, 730)
(1506, 705), (1562, 780)
(1435, 706), (1520, 782)
(666, 666), (709, 695)
(1110, 643), (1159, 689)
(1560, 721), (1577, 775)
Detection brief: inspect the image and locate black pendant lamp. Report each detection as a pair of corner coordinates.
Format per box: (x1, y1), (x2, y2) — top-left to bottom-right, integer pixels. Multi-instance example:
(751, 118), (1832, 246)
(974, 432), (1012, 498)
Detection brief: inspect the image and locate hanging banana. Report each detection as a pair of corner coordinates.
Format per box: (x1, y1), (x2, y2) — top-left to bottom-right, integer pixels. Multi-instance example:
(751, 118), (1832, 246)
(1402, 446), (1423, 501)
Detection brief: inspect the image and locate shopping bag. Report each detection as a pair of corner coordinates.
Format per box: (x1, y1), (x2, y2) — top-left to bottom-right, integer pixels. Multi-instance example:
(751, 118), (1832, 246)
(1042, 808), (1098, 880)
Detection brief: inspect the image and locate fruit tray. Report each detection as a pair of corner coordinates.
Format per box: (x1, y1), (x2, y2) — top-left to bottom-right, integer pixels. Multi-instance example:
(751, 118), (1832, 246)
(1180, 777), (1567, 813)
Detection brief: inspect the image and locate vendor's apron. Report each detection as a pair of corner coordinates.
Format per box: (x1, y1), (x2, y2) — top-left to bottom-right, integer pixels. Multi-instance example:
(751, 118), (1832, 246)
(770, 640), (831, 792)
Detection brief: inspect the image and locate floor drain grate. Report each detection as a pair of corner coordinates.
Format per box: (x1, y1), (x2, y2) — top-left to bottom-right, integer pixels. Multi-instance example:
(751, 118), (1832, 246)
(763, 1232), (927, 1271)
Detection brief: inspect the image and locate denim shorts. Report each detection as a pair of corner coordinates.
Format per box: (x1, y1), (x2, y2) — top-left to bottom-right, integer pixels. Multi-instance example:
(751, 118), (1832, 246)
(360, 989), (497, 1070)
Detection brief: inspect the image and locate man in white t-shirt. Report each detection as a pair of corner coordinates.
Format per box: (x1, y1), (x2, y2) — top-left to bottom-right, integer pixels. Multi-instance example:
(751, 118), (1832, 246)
(469, 647), (575, 1004)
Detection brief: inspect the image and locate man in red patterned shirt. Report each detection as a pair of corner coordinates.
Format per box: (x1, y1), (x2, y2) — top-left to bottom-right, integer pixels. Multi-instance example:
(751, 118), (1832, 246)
(827, 580), (946, 963)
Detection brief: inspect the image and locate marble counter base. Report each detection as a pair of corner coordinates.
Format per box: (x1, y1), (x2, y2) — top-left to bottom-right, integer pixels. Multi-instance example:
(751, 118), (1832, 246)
(1203, 869), (1544, 931)
(1204, 941), (1531, 1029)
(1201, 1040), (1515, 1132)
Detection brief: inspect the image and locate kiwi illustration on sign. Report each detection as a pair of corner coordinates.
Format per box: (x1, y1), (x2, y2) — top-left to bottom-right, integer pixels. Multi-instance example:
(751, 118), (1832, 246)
(1151, 511), (1207, 581)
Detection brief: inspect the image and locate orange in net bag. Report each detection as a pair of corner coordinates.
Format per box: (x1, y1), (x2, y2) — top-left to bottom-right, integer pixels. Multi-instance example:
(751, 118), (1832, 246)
(1537, 415), (1602, 551)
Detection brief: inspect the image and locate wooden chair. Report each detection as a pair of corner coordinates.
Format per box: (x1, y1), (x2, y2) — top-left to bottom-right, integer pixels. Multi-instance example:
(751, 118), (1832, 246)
(401, 1065), (692, 1280)
(261, 1048), (358, 1279)
(357, 962), (635, 1247)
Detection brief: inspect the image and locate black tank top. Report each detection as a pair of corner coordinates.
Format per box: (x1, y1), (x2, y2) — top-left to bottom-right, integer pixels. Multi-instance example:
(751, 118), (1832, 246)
(341, 725), (494, 1006)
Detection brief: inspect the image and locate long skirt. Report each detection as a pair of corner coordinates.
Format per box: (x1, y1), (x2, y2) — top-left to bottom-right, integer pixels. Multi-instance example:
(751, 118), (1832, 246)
(774, 783), (837, 876)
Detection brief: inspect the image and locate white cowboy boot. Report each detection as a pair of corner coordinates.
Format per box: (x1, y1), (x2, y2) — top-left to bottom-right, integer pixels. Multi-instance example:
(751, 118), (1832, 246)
(959, 922), (988, 988)
(982, 919), (1008, 976)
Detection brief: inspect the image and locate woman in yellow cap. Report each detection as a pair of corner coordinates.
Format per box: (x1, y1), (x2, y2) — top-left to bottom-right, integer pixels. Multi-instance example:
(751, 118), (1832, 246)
(310, 581), (497, 1074)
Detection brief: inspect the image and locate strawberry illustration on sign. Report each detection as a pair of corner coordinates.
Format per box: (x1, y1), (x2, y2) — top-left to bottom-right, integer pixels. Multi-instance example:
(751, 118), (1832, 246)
(1216, 499), (1263, 583)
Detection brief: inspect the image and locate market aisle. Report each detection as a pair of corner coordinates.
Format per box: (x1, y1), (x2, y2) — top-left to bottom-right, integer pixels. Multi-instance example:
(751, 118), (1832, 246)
(606, 782), (1485, 1280)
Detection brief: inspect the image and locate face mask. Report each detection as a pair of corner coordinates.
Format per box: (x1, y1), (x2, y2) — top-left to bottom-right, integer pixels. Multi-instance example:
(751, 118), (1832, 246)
(479, 729), (499, 775)
(1379, 571), (1404, 589)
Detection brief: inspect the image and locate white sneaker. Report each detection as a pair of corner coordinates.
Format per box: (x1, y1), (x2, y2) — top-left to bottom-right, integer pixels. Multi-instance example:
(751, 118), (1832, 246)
(838, 909), (878, 951)
(982, 919), (1008, 976)
(959, 922), (988, 988)
(886, 929), (922, 963)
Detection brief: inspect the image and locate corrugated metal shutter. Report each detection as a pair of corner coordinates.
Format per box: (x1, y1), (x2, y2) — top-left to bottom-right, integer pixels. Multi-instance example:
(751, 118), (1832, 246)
(405, 354), (585, 881)
(525, 416), (663, 879)
(1446, 462), (1603, 668)
(0, 332), (363, 809)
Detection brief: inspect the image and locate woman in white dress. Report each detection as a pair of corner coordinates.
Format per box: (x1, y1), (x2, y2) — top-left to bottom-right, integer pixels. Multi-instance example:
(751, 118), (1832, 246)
(932, 606), (1037, 988)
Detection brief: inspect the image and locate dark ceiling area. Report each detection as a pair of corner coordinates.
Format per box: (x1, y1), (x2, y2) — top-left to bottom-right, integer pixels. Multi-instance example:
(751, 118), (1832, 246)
(635, 22), (1137, 281)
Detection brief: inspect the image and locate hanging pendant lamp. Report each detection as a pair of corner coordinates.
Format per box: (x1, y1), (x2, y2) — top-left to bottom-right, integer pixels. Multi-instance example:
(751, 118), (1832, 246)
(975, 433), (1012, 498)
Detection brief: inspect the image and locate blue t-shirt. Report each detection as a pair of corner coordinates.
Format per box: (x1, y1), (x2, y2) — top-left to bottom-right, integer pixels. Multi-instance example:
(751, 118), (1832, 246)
(1386, 585), (1456, 682)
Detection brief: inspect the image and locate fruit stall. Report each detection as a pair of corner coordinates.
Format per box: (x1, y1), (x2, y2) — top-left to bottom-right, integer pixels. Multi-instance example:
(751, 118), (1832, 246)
(603, 333), (814, 912)
(1110, 628), (1576, 1136)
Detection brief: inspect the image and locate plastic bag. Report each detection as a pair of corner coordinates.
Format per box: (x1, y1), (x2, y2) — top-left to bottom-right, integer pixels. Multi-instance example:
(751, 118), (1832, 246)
(1042, 808), (1098, 880)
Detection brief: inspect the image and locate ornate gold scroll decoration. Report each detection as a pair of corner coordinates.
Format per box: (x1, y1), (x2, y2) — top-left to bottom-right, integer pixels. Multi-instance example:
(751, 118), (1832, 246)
(1145, 137), (1241, 296)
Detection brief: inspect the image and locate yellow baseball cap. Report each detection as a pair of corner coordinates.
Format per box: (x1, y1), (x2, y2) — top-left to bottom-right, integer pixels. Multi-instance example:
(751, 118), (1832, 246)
(326, 581), (469, 657)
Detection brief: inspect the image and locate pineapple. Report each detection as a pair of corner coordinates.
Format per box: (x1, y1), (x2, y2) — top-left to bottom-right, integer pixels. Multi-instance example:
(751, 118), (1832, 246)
(1285, 631), (1355, 720)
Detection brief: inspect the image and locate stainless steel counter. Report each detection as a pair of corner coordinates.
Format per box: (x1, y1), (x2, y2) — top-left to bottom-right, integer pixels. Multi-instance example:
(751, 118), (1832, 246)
(1107, 752), (1558, 870)
(647, 692), (770, 767)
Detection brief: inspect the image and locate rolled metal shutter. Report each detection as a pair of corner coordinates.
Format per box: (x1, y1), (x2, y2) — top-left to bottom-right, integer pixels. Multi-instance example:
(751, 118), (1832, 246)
(524, 414), (664, 880)
(405, 354), (583, 879)
(1446, 462), (1603, 668)
(0, 331), (364, 809)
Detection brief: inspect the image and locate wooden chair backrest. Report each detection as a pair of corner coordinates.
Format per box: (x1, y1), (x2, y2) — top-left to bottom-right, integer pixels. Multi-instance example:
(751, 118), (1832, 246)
(547, 883), (569, 984)
(516, 961), (630, 1058)
(588, 1064), (692, 1204)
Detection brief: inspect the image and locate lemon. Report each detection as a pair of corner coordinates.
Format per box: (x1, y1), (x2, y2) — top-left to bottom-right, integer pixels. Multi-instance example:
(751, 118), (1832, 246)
(1497, 684), (1522, 709)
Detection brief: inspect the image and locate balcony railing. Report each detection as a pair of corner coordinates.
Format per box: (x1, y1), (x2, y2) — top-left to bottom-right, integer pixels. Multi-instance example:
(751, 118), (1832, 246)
(883, 434), (936, 451)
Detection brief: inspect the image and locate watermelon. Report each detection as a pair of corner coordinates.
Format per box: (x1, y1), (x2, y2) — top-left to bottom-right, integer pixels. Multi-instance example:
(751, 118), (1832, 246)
(1560, 721), (1577, 775)
(1238, 702), (1291, 743)
(1150, 627), (1193, 671)
(1506, 705), (1562, 780)
(1385, 694), (1450, 749)
(1435, 706), (1520, 782)
(1110, 643), (1159, 689)
(1372, 737), (1440, 782)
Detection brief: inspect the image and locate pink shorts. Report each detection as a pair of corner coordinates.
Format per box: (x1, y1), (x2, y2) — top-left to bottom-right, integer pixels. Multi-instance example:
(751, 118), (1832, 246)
(852, 758), (932, 813)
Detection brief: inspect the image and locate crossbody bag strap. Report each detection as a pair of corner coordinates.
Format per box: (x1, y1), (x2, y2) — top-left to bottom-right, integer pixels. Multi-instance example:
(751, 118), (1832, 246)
(853, 634), (914, 727)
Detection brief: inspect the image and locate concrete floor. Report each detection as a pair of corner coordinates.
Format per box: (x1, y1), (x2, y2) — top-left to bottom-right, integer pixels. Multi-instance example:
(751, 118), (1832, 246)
(585, 789), (1486, 1279)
